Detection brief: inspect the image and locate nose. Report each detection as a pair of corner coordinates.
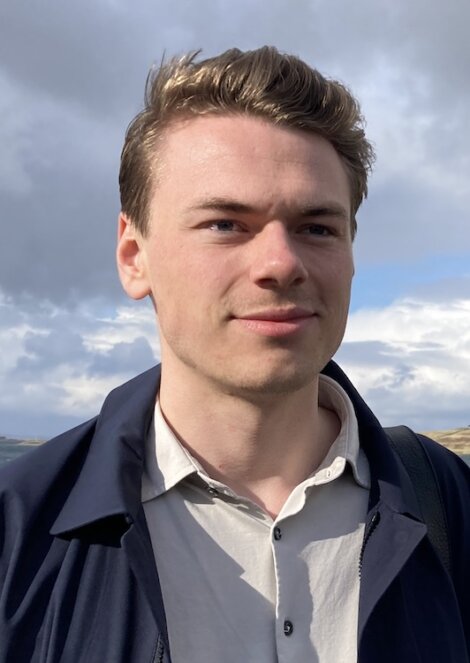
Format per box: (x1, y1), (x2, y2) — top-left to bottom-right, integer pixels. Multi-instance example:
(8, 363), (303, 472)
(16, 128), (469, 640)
(249, 222), (308, 289)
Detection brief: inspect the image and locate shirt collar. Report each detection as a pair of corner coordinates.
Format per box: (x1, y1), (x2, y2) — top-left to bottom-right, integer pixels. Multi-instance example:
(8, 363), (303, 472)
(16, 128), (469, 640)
(141, 400), (200, 502)
(50, 360), (422, 537)
(314, 375), (370, 489)
(142, 373), (370, 504)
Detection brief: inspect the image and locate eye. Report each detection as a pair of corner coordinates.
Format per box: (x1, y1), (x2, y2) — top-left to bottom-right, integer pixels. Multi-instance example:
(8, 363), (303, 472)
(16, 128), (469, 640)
(209, 220), (241, 232)
(299, 223), (332, 237)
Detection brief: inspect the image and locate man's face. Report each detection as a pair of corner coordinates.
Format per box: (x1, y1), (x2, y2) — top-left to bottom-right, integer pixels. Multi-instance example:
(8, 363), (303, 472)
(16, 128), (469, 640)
(124, 115), (354, 398)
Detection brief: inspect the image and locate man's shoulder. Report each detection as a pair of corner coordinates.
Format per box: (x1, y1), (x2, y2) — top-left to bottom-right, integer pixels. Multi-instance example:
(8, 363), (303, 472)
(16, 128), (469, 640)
(0, 419), (100, 603)
(0, 366), (162, 663)
(0, 365), (161, 534)
(0, 418), (98, 518)
(416, 433), (470, 513)
(417, 433), (470, 488)
(0, 365), (161, 501)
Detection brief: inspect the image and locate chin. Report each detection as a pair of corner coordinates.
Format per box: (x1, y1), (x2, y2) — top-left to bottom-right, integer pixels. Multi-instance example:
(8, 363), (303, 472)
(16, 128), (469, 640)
(220, 364), (318, 399)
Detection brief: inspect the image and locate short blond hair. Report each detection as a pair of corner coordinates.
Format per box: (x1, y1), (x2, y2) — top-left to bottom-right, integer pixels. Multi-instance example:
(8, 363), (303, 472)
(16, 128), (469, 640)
(119, 47), (375, 237)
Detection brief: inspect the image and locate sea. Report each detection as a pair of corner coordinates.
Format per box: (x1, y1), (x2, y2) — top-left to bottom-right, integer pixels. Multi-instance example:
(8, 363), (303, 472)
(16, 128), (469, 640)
(0, 437), (469, 467)
(0, 438), (44, 465)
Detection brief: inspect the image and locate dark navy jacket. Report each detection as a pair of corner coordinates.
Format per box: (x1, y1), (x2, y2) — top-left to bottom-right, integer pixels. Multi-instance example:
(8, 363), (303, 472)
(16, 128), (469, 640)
(0, 361), (469, 662)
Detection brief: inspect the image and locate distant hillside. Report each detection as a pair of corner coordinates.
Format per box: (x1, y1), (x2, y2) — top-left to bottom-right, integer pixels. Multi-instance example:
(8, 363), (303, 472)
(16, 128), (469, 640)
(0, 436), (44, 446)
(421, 428), (470, 455)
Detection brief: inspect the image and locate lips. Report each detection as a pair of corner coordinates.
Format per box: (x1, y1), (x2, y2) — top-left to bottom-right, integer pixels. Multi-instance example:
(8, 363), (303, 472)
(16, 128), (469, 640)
(233, 307), (316, 338)
(237, 307), (314, 322)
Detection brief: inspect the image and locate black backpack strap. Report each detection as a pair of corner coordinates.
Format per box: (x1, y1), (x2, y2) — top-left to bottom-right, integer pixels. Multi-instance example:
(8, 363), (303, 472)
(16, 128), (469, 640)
(385, 425), (451, 575)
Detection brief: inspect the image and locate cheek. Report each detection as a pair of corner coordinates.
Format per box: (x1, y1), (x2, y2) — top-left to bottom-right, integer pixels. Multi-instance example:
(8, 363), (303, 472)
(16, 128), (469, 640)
(318, 271), (353, 318)
(318, 259), (353, 292)
(333, 253), (354, 285)
(150, 251), (217, 316)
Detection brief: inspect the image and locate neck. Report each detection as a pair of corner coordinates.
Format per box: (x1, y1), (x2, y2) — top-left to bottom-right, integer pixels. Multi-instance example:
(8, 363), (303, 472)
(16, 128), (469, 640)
(158, 363), (340, 518)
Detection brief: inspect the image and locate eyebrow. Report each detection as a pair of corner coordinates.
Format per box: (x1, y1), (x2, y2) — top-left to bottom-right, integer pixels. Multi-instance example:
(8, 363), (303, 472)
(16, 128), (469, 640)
(188, 196), (350, 219)
(189, 197), (257, 215)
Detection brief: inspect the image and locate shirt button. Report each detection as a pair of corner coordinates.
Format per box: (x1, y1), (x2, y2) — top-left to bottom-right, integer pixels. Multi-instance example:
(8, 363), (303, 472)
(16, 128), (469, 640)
(273, 526), (282, 541)
(207, 487), (219, 496)
(283, 620), (294, 636)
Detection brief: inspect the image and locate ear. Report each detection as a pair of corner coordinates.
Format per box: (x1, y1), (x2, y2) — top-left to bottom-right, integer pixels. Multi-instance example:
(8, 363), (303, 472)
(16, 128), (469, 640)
(116, 213), (151, 300)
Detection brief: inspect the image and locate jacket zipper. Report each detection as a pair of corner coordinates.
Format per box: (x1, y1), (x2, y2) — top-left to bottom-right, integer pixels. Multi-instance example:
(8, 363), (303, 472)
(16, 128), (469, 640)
(153, 636), (165, 663)
(359, 510), (381, 578)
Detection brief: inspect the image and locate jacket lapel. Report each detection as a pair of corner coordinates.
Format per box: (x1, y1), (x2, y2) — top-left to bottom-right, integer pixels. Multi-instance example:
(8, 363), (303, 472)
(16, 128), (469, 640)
(322, 362), (430, 640)
(121, 508), (170, 652)
(358, 502), (427, 638)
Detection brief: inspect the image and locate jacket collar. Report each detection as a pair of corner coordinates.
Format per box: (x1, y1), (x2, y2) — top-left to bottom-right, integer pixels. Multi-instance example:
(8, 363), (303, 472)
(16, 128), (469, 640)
(51, 360), (421, 537)
(322, 361), (422, 519)
(51, 366), (161, 536)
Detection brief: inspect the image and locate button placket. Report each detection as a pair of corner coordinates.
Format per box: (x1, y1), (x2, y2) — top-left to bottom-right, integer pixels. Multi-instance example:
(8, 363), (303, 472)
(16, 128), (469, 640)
(272, 520), (297, 654)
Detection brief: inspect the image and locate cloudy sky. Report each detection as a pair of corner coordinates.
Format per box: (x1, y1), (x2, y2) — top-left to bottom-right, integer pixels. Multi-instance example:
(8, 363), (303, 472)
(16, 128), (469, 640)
(1, 0), (469, 437)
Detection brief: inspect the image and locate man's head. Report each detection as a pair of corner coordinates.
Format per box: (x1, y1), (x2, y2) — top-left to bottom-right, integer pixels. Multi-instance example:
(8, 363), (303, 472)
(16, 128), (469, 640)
(117, 48), (374, 399)
(119, 47), (374, 239)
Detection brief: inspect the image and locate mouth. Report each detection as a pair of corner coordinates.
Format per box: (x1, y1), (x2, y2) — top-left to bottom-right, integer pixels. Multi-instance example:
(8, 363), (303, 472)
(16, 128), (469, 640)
(233, 307), (316, 337)
(238, 307), (314, 322)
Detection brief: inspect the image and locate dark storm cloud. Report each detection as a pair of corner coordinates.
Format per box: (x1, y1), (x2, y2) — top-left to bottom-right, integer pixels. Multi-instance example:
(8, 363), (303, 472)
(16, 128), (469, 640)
(0, 0), (156, 118)
(354, 175), (469, 264)
(1, 122), (122, 303)
(1, 0), (469, 304)
(1, 0), (469, 437)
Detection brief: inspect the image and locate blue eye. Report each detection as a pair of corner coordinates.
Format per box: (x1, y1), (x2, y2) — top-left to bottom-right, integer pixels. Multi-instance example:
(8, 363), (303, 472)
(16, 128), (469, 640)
(210, 220), (237, 232)
(301, 224), (331, 236)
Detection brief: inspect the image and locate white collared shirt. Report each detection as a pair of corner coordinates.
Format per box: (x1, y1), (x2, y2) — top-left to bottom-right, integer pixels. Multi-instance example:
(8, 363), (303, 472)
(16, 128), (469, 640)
(142, 375), (370, 663)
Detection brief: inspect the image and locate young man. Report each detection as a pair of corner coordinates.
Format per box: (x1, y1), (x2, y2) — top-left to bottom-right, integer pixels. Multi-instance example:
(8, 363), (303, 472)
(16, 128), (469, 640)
(1, 48), (468, 663)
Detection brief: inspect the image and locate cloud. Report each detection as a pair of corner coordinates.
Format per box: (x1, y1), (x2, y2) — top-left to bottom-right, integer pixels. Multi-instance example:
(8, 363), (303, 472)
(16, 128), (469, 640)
(336, 296), (470, 430)
(2, 284), (469, 438)
(0, 292), (159, 437)
(409, 276), (470, 303)
(354, 175), (469, 265)
(1, 0), (469, 436)
(1, 0), (469, 305)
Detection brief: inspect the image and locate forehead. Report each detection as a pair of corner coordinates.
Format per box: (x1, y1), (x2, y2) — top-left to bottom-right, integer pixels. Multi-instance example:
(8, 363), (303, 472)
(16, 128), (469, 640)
(152, 115), (351, 210)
